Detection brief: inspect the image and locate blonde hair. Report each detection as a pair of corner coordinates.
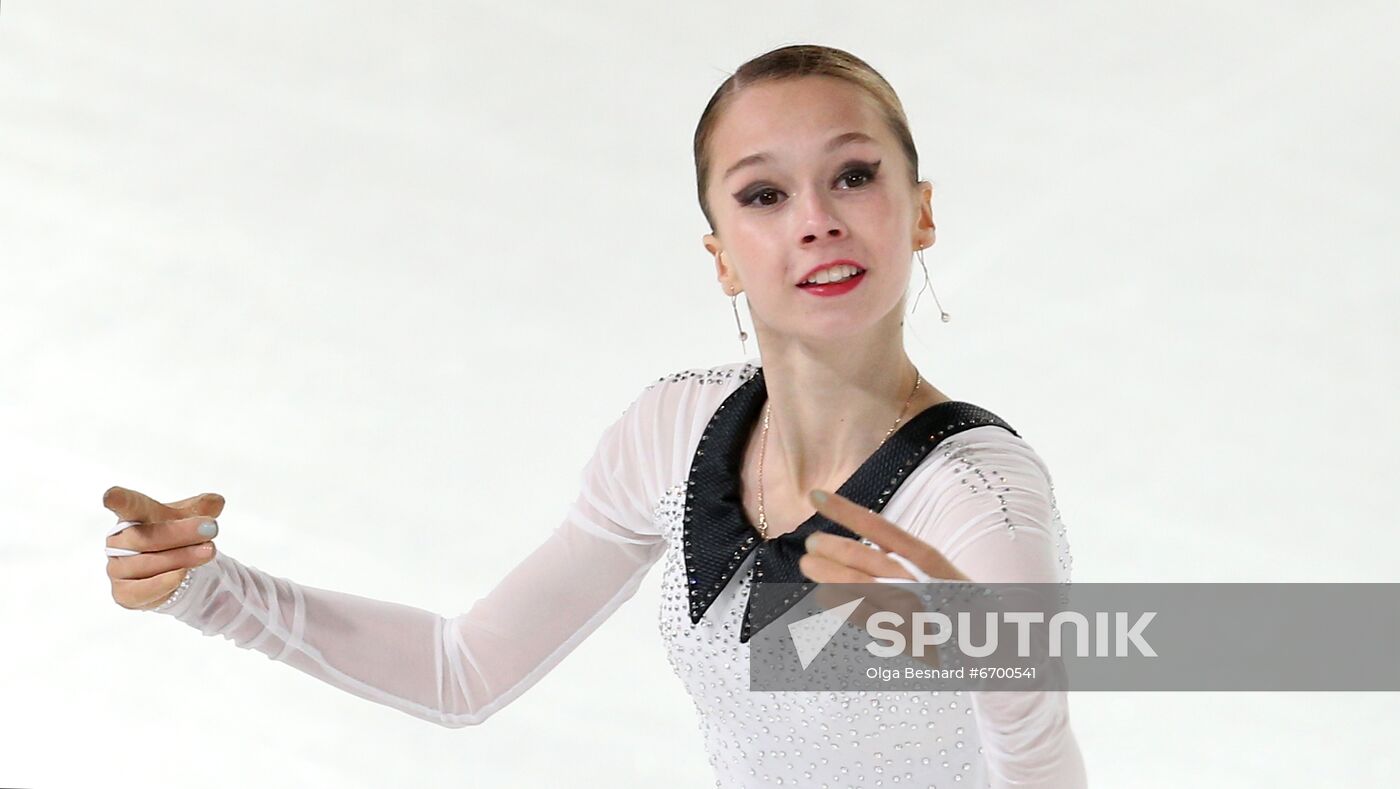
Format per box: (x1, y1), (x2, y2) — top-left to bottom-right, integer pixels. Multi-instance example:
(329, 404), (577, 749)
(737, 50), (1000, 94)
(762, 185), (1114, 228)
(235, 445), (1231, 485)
(693, 44), (922, 232)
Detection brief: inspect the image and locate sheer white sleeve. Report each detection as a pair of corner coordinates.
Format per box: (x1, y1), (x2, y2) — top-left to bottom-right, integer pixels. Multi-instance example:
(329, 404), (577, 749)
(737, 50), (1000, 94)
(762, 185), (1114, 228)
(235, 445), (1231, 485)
(152, 377), (676, 728)
(897, 425), (1088, 789)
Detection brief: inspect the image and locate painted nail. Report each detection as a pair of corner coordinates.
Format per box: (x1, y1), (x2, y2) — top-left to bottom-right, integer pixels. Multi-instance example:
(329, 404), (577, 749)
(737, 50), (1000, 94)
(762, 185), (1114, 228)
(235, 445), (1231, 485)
(198, 520), (219, 538)
(809, 489), (828, 505)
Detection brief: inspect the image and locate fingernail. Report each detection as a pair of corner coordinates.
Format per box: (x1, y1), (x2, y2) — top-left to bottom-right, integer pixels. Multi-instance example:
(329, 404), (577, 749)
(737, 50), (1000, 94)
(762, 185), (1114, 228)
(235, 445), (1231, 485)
(198, 519), (219, 538)
(809, 489), (828, 505)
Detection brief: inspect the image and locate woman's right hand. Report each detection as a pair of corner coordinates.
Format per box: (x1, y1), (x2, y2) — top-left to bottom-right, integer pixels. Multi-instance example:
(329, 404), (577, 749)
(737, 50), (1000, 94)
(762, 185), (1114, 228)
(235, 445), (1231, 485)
(103, 486), (225, 611)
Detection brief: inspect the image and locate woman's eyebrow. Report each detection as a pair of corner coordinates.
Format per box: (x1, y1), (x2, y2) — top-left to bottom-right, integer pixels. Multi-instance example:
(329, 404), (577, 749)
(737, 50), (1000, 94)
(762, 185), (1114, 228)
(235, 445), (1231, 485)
(721, 131), (877, 181)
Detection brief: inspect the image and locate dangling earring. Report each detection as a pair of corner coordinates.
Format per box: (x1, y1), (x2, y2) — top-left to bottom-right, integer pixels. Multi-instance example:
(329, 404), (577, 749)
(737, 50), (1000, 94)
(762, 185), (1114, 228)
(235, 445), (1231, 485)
(910, 245), (951, 323)
(729, 286), (749, 355)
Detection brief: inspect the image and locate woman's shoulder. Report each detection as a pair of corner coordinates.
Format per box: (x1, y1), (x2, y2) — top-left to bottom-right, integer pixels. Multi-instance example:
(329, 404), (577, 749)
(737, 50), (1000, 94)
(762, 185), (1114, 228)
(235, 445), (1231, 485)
(912, 416), (1052, 503)
(594, 359), (760, 505)
(601, 357), (758, 442)
(891, 418), (1073, 582)
(642, 358), (761, 394)
(624, 357), (760, 423)
(891, 409), (1061, 526)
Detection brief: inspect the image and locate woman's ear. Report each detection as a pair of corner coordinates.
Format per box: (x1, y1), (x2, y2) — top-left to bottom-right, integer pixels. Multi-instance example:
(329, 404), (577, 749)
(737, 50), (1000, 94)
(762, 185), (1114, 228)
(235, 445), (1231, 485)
(704, 234), (738, 293)
(913, 181), (936, 249)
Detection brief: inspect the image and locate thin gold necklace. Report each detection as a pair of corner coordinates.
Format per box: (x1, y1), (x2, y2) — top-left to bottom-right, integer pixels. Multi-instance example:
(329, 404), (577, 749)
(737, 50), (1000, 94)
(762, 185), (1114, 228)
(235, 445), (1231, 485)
(755, 368), (922, 540)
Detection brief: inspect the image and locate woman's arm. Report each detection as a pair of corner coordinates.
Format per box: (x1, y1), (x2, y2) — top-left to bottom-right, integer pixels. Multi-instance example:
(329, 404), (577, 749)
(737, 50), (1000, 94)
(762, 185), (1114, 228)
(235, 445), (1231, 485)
(155, 383), (671, 728)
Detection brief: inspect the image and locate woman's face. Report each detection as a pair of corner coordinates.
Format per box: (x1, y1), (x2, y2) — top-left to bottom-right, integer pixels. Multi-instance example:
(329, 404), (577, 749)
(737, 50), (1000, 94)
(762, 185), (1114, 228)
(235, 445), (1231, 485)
(703, 75), (934, 342)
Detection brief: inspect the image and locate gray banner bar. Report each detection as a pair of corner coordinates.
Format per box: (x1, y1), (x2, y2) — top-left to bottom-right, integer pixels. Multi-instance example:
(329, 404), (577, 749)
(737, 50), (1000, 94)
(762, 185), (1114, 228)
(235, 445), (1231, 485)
(747, 582), (1400, 691)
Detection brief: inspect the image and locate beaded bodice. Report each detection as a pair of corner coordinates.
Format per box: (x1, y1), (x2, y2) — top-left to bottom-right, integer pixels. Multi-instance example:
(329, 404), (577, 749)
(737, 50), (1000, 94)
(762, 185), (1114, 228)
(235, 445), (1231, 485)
(656, 479), (992, 788)
(651, 362), (1028, 788)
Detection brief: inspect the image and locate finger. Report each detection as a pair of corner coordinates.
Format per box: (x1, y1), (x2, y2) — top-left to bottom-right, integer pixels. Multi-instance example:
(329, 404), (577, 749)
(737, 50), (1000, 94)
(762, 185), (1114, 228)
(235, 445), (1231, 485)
(107, 515), (219, 553)
(809, 489), (968, 581)
(809, 579), (911, 619)
(803, 531), (911, 580)
(106, 520), (142, 541)
(107, 541), (216, 580)
(808, 488), (928, 557)
(799, 552), (874, 585)
(165, 493), (225, 519)
(878, 551), (934, 583)
(104, 487), (223, 524)
(113, 567), (195, 610)
(104, 486), (181, 524)
(106, 501), (219, 540)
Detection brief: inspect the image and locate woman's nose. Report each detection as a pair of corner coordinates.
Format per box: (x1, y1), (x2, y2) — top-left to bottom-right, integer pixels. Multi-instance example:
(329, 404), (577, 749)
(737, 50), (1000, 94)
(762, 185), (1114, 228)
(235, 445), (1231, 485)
(802, 227), (844, 244)
(794, 193), (846, 244)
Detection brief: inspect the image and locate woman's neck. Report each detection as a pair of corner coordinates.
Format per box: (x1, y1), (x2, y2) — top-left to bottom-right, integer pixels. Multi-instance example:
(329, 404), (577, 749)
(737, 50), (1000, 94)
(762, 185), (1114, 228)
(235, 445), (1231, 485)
(755, 344), (950, 495)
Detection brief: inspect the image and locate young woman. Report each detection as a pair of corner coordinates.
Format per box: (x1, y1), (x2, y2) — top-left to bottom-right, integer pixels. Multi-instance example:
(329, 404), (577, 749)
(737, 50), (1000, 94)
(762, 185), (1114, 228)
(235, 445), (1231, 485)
(104, 44), (1087, 788)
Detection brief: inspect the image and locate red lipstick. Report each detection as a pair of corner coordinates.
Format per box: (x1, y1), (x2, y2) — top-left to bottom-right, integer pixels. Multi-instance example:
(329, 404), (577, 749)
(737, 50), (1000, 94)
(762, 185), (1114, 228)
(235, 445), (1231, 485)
(796, 259), (866, 297)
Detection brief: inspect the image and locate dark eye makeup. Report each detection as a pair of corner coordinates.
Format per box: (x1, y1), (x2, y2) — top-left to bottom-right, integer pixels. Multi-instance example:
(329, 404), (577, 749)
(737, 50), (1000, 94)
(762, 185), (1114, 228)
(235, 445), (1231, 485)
(734, 159), (882, 209)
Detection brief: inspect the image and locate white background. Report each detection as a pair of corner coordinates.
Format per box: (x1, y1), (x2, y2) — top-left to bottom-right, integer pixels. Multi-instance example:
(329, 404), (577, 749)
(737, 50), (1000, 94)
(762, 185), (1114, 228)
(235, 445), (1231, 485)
(3, 1), (1397, 787)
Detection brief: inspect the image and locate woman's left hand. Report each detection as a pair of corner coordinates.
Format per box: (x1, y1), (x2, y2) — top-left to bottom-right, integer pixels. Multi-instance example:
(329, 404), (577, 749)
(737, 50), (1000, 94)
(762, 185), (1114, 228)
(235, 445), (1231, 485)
(797, 489), (969, 669)
(799, 488), (968, 584)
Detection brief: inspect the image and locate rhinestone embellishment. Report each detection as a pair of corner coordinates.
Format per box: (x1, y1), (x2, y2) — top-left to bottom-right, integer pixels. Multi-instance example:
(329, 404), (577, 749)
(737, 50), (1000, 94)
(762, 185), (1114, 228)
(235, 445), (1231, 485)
(648, 360), (1072, 787)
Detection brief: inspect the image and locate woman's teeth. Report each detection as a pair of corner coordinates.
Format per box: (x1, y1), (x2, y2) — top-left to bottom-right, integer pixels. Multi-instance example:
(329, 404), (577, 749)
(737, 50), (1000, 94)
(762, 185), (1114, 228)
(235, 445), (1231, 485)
(800, 264), (863, 285)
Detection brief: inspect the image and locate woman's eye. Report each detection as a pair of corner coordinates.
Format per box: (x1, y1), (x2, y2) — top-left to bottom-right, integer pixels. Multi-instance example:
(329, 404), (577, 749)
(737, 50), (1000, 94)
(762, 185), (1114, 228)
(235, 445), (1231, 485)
(737, 162), (879, 209)
(743, 188), (782, 207)
(839, 165), (877, 189)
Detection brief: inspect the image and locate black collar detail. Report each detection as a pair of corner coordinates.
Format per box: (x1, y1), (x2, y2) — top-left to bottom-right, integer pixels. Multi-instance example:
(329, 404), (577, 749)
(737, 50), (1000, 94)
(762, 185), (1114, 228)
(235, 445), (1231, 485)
(680, 366), (1020, 643)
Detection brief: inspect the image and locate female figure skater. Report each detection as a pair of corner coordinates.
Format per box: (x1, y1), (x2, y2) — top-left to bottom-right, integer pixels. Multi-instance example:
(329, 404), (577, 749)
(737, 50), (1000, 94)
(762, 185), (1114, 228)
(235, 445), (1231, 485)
(103, 44), (1087, 788)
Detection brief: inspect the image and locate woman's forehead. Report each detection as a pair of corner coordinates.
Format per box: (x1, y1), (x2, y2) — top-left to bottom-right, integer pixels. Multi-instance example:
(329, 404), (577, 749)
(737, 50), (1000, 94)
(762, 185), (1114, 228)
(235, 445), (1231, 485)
(712, 78), (887, 165)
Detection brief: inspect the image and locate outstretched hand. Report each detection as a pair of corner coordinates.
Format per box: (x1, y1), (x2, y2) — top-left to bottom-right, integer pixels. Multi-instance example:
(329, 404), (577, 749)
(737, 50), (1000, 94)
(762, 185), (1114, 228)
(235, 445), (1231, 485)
(103, 486), (225, 610)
